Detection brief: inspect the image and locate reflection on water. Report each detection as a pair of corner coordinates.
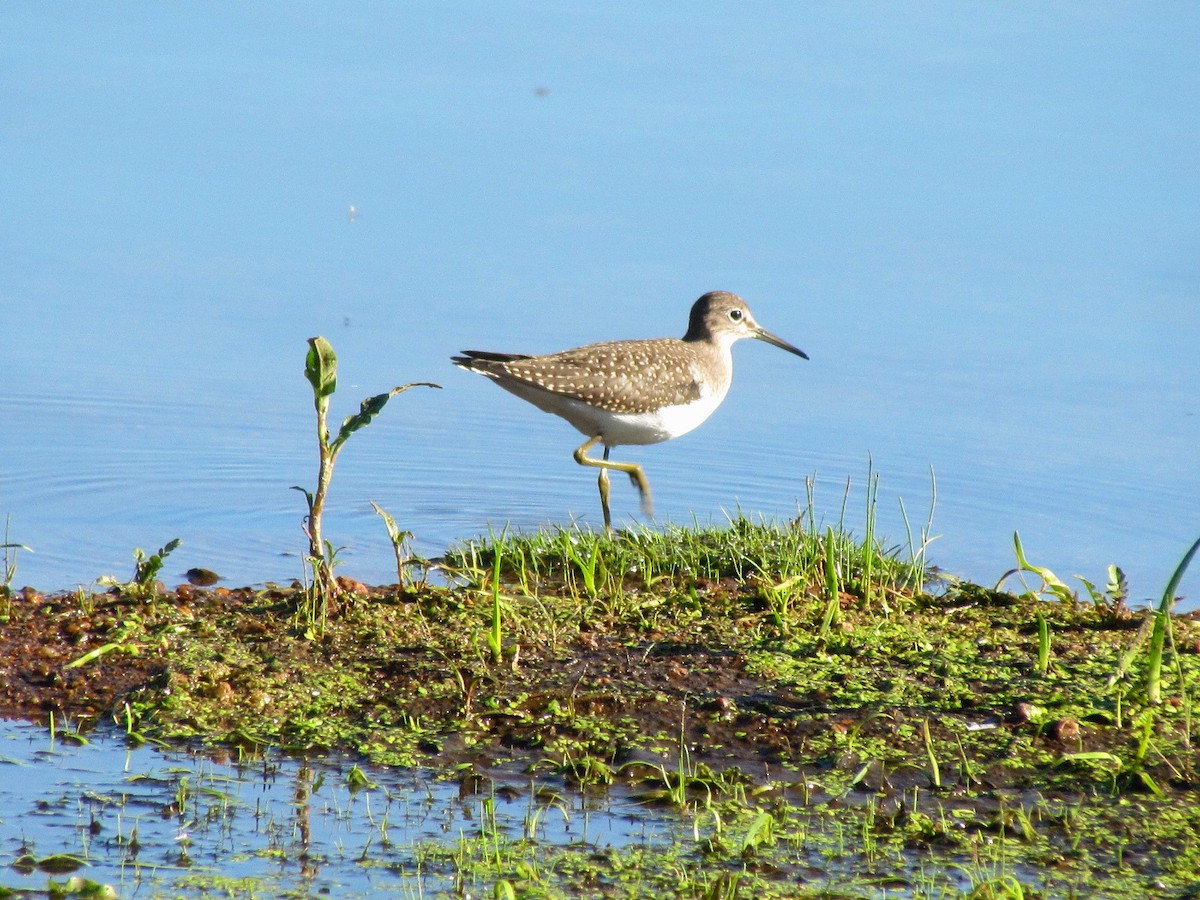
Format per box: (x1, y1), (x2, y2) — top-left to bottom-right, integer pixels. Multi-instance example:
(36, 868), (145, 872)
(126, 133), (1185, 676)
(3, 715), (1189, 897)
(0, 719), (681, 898)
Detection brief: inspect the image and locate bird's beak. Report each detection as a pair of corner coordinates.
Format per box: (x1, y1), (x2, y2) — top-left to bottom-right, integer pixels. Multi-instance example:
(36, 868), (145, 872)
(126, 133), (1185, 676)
(752, 326), (808, 360)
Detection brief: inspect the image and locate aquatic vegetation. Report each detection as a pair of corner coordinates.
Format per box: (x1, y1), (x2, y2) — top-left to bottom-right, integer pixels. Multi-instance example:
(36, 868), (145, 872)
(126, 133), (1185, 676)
(96, 538), (181, 601)
(999, 532), (1200, 796)
(1, 514), (33, 614)
(9, 707), (1200, 899)
(2, 524), (1199, 897)
(293, 335), (440, 630)
(370, 501), (429, 588)
(1146, 535), (1200, 705)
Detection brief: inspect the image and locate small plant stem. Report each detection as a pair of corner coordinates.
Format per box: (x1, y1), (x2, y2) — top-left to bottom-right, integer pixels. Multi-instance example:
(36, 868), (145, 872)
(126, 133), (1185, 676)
(488, 542), (503, 665)
(301, 336), (340, 601)
(817, 527), (840, 643)
(1036, 610), (1050, 675)
(296, 336), (441, 625)
(862, 455), (877, 606)
(308, 415), (337, 598)
(922, 718), (942, 789)
(1147, 535), (1200, 704)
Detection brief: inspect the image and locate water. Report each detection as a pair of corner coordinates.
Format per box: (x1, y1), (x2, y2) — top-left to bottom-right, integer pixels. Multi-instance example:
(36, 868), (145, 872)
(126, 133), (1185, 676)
(0, 719), (682, 897)
(2, 4), (1197, 606)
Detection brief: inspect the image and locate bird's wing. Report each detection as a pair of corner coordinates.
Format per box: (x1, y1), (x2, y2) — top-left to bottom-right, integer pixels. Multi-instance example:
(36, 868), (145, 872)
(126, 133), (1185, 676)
(496, 339), (703, 414)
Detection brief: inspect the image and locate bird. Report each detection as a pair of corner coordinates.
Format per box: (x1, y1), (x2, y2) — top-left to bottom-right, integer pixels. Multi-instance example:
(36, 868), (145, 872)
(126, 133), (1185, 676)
(452, 290), (808, 530)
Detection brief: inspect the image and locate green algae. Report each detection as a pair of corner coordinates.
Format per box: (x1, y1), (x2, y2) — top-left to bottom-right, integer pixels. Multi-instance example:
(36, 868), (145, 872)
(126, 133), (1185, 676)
(5, 518), (1200, 897)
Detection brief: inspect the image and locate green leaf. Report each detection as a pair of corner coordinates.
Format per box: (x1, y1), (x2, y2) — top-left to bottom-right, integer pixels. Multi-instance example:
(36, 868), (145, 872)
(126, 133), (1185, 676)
(304, 336), (338, 400)
(332, 391), (393, 451)
(1106, 564), (1128, 603)
(66, 641), (138, 669)
(34, 853), (87, 874)
(1012, 532), (1074, 602)
(1057, 751), (1122, 770)
(329, 382), (442, 454)
(741, 810), (775, 851)
(1147, 534), (1200, 703)
(370, 502), (410, 546)
(1136, 769), (1166, 798)
(134, 539), (180, 586)
(290, 485), (315, 514)
(345, 763), (374, 791)
(1075, 575), (1101, 604)
(1158, 536), (1199, 615)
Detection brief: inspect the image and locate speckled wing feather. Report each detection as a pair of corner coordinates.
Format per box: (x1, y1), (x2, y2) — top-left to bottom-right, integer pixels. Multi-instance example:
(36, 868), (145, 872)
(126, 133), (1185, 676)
(458, 339), (705, 414)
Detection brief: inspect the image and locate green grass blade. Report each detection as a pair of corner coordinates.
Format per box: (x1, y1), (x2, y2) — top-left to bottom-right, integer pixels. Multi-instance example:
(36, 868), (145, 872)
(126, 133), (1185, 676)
(1146, 535), (1200, 704)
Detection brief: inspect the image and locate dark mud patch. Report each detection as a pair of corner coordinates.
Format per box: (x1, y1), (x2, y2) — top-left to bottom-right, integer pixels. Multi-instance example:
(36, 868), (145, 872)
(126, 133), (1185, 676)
(2, 577), (1197, 794)
(4, 566), (1200, 897)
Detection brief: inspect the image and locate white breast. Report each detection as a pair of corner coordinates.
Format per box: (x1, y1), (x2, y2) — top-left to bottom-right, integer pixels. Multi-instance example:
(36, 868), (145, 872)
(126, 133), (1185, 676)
(493, 352), (733, 447)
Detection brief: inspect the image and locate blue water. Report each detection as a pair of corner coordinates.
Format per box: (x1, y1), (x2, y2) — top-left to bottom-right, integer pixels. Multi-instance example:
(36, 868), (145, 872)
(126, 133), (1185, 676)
(0, 718), (680, 897)
(2, 4), (1197, 606)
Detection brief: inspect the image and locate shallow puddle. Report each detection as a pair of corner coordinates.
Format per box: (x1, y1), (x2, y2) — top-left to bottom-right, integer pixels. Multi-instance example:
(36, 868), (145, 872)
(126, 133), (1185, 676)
(0, 718), (685, 897)
(3, 710), (1193, 898)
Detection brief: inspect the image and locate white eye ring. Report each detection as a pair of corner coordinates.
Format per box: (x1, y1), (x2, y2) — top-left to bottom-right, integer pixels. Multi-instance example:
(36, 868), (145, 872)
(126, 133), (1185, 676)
(729, 309), (743, 322)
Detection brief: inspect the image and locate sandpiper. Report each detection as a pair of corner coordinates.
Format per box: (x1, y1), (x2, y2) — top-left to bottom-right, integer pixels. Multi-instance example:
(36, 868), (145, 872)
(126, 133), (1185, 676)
(452, 290), (808, 529)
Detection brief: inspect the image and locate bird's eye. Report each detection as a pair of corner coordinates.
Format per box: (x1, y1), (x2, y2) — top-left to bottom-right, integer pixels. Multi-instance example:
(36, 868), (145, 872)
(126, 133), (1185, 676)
(729, 309), (743, 322)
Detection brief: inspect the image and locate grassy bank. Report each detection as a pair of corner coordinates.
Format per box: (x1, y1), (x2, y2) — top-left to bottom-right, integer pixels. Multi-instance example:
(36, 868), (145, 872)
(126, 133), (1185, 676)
(2, 519), (1199, 897)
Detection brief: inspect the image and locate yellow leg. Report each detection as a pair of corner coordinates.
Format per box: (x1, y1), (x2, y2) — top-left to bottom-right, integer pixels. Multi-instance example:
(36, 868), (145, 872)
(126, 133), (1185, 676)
(597, 466), (612, 530)
(573, 436), (653, 528)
